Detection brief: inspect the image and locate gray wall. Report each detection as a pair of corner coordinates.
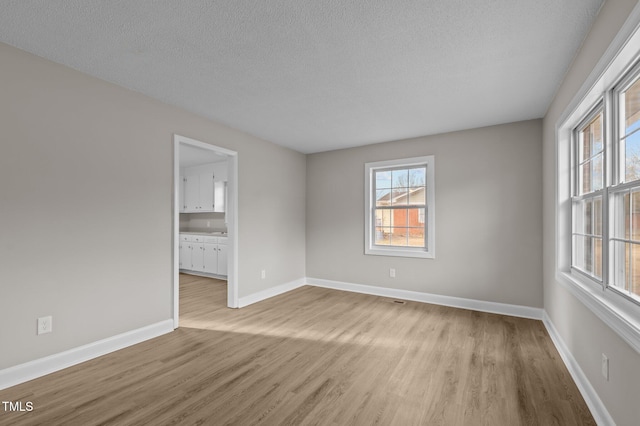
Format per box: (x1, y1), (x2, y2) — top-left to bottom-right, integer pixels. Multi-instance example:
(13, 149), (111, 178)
(0, 42), (306, 369)
(306, 120), (543, 308)
(542, 1), (640, 425)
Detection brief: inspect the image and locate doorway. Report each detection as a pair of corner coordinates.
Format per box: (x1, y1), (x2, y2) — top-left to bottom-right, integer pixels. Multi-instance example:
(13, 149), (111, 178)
(173, 134), (238, 328)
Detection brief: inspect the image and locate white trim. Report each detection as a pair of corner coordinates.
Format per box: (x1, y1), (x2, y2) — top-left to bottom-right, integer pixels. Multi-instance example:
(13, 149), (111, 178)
(238, 278), (307, 308)
(542, 313), (614, 426)
(305, 277), (543, 320)
(0, 320), (173, 391)
(173, 134), (239, 318)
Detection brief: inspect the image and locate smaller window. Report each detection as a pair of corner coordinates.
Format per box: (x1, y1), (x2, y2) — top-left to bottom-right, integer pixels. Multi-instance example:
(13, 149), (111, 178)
(365, 156), (435, 258)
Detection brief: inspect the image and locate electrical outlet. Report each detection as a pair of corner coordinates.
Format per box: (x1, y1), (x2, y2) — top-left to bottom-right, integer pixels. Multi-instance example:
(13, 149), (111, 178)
(601, 353), (609, 381)
(261, 269), (266, 279)
(390, 268), (396, 278)
(37, 316), (52, 335)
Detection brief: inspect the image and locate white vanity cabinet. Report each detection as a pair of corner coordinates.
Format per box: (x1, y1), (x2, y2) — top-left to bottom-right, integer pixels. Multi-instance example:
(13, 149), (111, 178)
(216, 237), (228, 276)
(179, 233), (227, 277)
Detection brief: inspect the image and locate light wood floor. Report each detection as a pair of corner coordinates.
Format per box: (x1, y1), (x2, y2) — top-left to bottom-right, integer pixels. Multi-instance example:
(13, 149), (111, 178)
(0, 274), (595, 425)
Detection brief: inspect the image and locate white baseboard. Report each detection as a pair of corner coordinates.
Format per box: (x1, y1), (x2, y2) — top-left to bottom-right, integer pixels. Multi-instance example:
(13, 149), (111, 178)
(238, 277), (306, 308)
(306, 277), (543, 320)
(542, 312), (614, 426)
(0, 319), (174, 391)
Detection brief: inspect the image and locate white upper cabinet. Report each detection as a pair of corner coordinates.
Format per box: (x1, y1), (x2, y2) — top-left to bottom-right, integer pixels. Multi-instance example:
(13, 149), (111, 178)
(198, 172), (214, 211)
(180, 161), (227, 213)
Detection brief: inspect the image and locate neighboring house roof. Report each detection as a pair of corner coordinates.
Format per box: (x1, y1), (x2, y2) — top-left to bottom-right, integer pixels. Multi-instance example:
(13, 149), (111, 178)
(377, 187), (425, 205)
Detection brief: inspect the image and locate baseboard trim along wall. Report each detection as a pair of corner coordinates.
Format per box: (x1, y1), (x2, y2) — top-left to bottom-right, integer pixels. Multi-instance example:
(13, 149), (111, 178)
(0, 319), (174, 391)
(238, 277), (307, 308)
(542, 312), (614, 426)
(305, 277), (544, 320)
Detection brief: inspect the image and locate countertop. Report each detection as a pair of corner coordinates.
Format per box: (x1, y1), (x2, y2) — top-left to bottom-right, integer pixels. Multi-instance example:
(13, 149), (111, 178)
(179, 231), (228, 237)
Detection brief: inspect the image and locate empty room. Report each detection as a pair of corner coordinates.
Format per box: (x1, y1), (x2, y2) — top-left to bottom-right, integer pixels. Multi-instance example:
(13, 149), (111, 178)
(1, 1), (640, 425)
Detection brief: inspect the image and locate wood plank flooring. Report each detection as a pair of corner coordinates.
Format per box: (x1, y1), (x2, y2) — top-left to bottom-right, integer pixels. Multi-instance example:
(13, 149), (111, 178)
(0, 274), (595, 425)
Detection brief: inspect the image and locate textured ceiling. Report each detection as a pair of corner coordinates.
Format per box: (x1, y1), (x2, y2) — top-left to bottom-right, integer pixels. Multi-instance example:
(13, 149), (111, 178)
(0, 0), (603, 153)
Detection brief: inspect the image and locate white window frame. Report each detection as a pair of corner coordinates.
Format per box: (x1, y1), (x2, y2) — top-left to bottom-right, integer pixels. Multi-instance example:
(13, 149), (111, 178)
(364, 156), (435, 259)
(556, 6), (640, 354)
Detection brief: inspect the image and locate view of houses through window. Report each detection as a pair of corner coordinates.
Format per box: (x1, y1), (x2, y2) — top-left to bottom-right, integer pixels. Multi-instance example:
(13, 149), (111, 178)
(374, 166), (426, 248)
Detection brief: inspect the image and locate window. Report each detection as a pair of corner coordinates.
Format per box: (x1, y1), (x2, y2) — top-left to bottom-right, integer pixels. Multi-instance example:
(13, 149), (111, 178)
(570, 67), (640, 305)
(558, 12), (640, 355)
(365, 156), (435, 258)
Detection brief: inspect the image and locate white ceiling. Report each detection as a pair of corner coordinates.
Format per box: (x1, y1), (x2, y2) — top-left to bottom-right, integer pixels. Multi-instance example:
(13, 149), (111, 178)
(0, 0), (604, 153)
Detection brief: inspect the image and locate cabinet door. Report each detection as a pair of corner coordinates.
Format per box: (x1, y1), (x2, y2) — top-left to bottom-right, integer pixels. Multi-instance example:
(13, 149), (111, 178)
(217, 244), (228, 276)
(199, 172), (214, 211)
(184, 175), (200, 211)
(190, 243), (205, 272)
(179, 241), (191, 269)
(203, 243), (218, 274)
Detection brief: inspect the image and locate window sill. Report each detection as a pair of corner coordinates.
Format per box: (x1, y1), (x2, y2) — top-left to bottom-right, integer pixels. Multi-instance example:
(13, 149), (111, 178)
(365, 246), (434, 259)
(556, 271), (640, 354)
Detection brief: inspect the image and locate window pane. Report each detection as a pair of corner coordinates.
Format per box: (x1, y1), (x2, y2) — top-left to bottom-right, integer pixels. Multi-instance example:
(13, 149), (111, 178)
(583, 199), (592, 235)
(392, 208), (408, 228)
(580, 160), (592, 194)
(611, 240), (630, 291)
(591, 114), (603, 155)
(375, 227), (391, 245)
(375, 170), (391, 189)
(408, 187), (425, 205)
(594, 237), (602, 279)
(392, 169), (409, 189)
(633, 190), (640, 241)
(593, 197), (602, 236)
(579, 113), (603, 161)
(409, 167), (426, 186)
(407, 228), (425, 247)
(407, 208), (423, 229)
(625, 192), (631, 240)
(580, 124), (592, 163)
(584, 236), (593, 274)
(632, 243), (640, 297)
(376, 190), (391, 207)
(624, 77), (640, 135)
(375, 209), (392, 229)
(592, 153), (603, 191)
(573, 235), (585, 271)
(391, 189), (408, 206)
(389, 227), (408, 246)
(625, 131), (640, 182)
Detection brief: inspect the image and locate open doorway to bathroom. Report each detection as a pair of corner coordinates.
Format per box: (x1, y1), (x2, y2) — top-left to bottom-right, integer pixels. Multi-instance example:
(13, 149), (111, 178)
(173, 135), (238, 328)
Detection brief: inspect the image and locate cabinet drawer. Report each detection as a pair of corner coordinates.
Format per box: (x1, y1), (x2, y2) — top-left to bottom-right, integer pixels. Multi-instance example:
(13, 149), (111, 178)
(217, 237), (228, 245)
(180, 234), (193, 242)
(204, 236), (218, 244)
(192, 235), (205, 243)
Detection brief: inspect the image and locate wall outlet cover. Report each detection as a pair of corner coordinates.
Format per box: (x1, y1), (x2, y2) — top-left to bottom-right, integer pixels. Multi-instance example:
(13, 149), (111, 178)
(37, 316), (52, 335)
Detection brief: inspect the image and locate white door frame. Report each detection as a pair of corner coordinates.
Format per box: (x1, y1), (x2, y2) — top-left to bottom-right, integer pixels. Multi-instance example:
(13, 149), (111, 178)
(173, 134), (239, 328)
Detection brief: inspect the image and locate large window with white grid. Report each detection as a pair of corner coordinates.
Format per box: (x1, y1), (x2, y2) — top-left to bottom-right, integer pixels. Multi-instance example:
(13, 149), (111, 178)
(570, 65), (640, 305)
